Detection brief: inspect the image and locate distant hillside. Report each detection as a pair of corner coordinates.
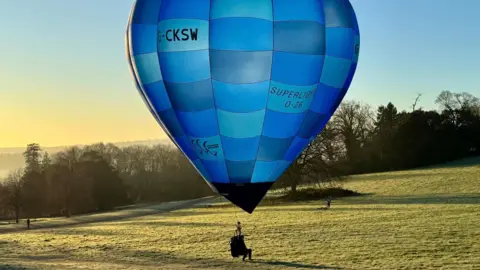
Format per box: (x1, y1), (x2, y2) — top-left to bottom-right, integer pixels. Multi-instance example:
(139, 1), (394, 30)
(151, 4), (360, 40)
(0, 139), (172, 178)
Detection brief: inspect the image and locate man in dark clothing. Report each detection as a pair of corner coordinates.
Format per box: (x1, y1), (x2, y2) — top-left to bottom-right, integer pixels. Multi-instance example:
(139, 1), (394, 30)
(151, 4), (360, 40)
(230, 235), (252, 261)
(26, 218), (30, 230)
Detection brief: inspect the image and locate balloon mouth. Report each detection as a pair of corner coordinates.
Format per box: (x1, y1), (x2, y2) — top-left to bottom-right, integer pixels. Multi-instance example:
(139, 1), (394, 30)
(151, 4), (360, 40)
(212, 182), (274, 214)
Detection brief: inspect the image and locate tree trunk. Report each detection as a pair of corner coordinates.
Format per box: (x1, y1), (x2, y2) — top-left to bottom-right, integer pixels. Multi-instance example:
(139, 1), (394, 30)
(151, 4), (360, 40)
(15, 204), (19, 224)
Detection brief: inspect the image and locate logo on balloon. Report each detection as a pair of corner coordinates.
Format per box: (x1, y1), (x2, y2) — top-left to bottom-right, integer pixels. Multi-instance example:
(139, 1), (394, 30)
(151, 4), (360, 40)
(158, 28), (199, 43)
(191, 139), (219, 157)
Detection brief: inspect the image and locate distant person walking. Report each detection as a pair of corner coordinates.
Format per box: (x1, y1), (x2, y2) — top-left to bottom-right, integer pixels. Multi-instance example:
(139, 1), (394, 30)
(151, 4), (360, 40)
(326, 197), (332, 209)
(26, 218), (30, 230)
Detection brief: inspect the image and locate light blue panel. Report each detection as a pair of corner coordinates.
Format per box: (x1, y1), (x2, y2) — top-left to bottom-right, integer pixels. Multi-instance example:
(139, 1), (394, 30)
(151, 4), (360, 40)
(202, 160), (229, 183)
(175, 135), (197, 161)
(158, 19), (209, 52)
(226, 161), (255, 183)
(158, 50), (210, 83)
(319, 56), (352, 88)
(157, 109), (185, 137)
(134, 53), (162, 85)
(297, 110), (327, 139)
(309, 83), (342, 114)
(165, 79), (214, 112)
(257, 136), (293, 161)
(272, 52), (324, 86)
(210, 18), (273, 51)
(221, 136), (260, 161)
(323, 0), (354, 28)
(176, 109), (218, 137)
(283, 136), (310, 161)
(273, 0), (325, 23)
(268, 80), (317, 113)
(274, 21), (325, 55)
(132, 0), (162, 24)
(210, 0), (273, 21)
(159, 0), (210, 20)
(210, 50), (272, 84)
(326, 27), (355, 60)
(251, 161), (281, 183)
(143, 81), (172, 111)
(268, 160), (290, 181)
(217, 109), (265, 138)
(189, 135), (224, 160)
(353, 35), (360, 63)
(213, 80), (269, 113)
(192, 159), (212, 182)
(262, 110), (305, 138)
(131, 24), (158, 55)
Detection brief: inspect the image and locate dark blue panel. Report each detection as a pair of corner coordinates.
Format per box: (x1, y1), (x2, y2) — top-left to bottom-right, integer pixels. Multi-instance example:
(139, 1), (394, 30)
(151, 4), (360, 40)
(262, 110), (305, 138)
(132, 0), (162, 24)
(274, 21), (325, 55)
(297, 110), (327, 138)
(159, 0), (210, 20)
(310, 116), (331, 139)
(210, 18), (273, 51)
(284, 137), (310, 161)
(202, 160), (229, 183)
(257, 136), (293, 161)
(213, 80), (269, 113)
(192, 159), (212, 182)
(343, 62), (357, 90)
(175, 135), (197, 161)
(326, 28), (355, 59)
(309, 83), (341, 114)
(131, 24), (158, 55)
(273, 0), (325, 23)
(165, 79), (214, 112)
(272, 52), (324, 85)
(176, 109), (218, 137)
(158, 50), (210, 83)
(329, 89), (348, 115)
(221, 136), (260, 161)
(210, 50), (273, 84)
(226, 160), (255, 183)
(323, 0), (354, 28)
(143, 81), (172, 111)
(157, 109), (185, 137)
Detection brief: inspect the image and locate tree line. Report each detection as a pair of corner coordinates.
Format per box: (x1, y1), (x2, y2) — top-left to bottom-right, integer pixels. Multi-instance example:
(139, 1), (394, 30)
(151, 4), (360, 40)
(1, 90), (479, 222)
(0, 143), (213, 222)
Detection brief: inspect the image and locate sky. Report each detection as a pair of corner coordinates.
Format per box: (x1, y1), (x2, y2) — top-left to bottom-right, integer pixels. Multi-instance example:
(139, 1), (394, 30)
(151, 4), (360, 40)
(0, 0), (479, 148)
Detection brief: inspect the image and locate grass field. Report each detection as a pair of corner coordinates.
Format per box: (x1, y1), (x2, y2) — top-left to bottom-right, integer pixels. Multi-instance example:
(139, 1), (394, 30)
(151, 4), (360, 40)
(0, 163), (479, 270)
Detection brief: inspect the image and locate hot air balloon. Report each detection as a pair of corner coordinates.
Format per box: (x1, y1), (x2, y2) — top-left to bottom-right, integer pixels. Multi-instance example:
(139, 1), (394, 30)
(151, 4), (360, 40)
(126, 0), (360, 214)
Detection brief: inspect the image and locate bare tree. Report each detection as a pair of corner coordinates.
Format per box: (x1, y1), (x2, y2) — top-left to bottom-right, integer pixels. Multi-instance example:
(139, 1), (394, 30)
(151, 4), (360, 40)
(330, 100), (374, 164)
(5, 169), (24, 223)
(412, 93), (423, 111)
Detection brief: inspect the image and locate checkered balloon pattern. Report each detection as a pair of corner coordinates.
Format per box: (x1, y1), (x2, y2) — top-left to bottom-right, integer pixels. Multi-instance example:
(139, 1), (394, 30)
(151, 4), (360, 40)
(126, 0), (360, 213)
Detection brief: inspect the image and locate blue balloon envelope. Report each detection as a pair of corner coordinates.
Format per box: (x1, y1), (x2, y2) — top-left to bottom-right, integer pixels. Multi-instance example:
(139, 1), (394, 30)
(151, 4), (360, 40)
(126, 0), (360, 213)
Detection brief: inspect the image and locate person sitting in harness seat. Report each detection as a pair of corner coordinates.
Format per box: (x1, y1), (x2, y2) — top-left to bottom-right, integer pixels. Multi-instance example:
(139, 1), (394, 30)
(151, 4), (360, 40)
(230, 221), (252, 261)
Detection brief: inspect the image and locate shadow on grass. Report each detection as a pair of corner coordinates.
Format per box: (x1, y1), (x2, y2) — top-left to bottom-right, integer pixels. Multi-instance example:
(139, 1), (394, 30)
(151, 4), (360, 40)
(347, 172), (444, 182)
(346, 194), (480, 205)
(0, 197), (215, 235)
(0, 264), (27, 270)
(254, 260), (343, 269)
